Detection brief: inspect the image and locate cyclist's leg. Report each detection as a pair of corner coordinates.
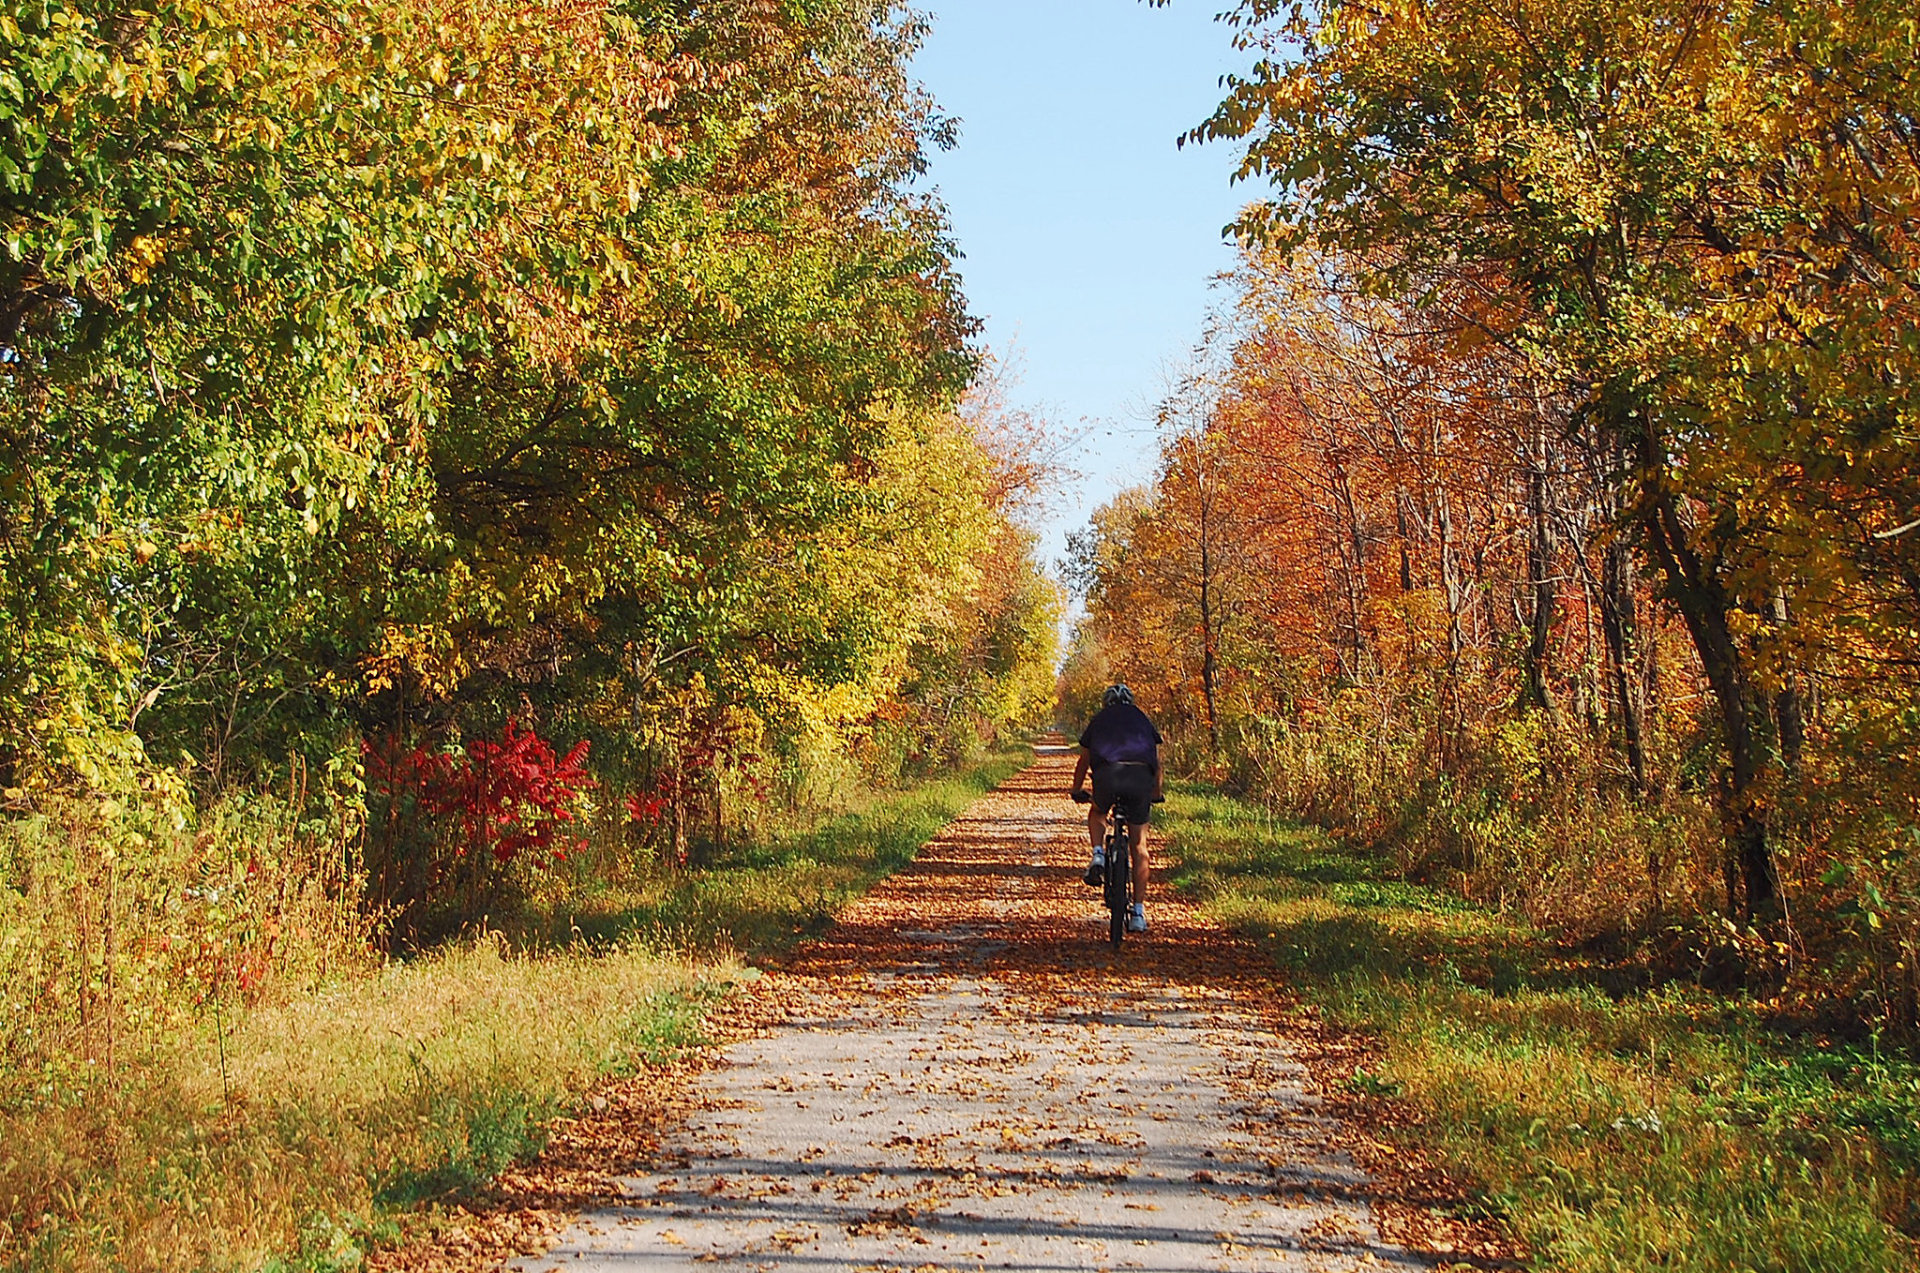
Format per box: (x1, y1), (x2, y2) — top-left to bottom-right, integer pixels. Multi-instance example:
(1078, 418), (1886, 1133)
(1123, 819), (1150, 932)
(1118, 766), (1153, 926)
(1085, 767), (1118, 884)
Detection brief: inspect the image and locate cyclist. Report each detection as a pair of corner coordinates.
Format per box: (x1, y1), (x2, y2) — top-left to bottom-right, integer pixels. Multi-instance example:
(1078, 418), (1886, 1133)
(1069, 684), (1163, 933)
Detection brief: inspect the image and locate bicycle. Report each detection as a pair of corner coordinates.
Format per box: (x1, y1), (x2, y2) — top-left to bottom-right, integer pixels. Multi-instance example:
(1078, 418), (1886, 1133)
(1072, 789), (1132, 948)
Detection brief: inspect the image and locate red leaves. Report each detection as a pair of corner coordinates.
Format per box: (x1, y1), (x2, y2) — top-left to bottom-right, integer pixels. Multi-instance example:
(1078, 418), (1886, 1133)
(364, 737), (453, 805)
(365, 719), (594, 869)
(452, 720), (593, 865)
(624, 791), (667, 826)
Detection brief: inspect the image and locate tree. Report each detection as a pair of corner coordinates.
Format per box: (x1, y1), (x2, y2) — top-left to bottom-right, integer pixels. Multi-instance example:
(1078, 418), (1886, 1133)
(2, 0), (1067, 940)
(1189, 0), (1920, 920)
(2, 0), (986, 800)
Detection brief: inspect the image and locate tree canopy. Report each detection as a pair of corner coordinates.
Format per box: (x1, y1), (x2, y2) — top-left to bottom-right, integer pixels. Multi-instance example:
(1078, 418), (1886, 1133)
(1087, 0), (1920, 1019)
(3, 0), (1059, 931)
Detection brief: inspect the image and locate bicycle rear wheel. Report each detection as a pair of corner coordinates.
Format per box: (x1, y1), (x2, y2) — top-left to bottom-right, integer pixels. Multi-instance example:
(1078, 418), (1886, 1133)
(1105, 821), (1129, 948)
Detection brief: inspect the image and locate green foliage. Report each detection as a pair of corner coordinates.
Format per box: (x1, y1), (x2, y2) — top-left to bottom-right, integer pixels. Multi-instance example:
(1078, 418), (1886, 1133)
(1, 0), (1009, 810)
(1052, 620), (1111, 732)
(1, 0), (1056, 956)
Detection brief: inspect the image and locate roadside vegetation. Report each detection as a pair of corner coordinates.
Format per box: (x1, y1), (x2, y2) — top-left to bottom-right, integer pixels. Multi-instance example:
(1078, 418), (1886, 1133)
(538, 748), (1033, 954)
(0, 744), (1027, 1273)
(1166, 786), (1920, 1272)
(1, 4), (1059, 1266)
(9, 939), (724, 1273)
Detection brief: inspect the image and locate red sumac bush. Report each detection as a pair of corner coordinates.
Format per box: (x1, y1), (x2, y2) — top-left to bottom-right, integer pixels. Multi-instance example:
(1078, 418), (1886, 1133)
(364, 719), (594, 936)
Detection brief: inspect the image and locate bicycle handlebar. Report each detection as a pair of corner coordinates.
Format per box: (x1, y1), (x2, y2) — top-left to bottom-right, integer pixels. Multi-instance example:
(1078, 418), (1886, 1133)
(1070, 789), (1092, 804)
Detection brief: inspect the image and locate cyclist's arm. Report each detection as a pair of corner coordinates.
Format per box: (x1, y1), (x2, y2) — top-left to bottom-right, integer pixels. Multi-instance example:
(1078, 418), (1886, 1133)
(1071, 749), (1091, 792)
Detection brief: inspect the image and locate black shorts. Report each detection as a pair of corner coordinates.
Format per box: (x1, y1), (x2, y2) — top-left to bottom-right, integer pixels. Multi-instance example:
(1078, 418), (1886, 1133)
(1091, 762), (1155, 825)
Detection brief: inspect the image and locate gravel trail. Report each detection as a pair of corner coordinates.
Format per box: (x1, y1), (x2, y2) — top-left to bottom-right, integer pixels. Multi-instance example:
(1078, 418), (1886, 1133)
(511, 744), (1426, 1273)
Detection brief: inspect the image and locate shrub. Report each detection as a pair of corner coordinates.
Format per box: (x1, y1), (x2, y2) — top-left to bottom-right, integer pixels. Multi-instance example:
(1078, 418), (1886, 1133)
(362, 719), (593, 941)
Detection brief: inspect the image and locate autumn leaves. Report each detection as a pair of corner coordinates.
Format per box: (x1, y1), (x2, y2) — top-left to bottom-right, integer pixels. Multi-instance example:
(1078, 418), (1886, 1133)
(0, 2), (1058, 864)
(1074, 0), (1920, 1014)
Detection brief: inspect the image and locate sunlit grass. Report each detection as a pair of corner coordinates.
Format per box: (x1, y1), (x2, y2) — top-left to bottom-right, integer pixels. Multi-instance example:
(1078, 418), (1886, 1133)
(523, 747), (1033, 954)
(2, 938), (727, 1273)
(2, 747), (1031, 1272)
(1164, 785), (1920, 1272)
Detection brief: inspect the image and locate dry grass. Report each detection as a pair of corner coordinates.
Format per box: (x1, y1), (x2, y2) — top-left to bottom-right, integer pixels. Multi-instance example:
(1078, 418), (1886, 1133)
(2, 936), (727, 1273)
(1, 748), (1031, 1272)
(1166, 786), (1920, 1273)
(0, 790), (372, 1096)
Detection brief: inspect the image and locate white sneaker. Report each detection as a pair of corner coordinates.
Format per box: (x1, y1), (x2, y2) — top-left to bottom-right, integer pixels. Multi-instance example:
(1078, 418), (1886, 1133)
(1126, 904), (1147, 934)
(1083, 849), (1106, 887)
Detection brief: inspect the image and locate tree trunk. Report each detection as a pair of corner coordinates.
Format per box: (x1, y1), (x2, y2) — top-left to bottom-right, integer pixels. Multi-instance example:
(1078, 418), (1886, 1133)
(1198, 499), (1220, 756)
(1395, 498), (1416, 594)
(1327, 456), (1371, 680)
(1641, 491), (1777, 917)
(1437, 488), (1464, 665)
(1521, 425), (1559, 719)
(1199, 576), (1220, 755)
(1771, 589), (1805, 777)
(671, 782), (686, 869)
(1599, 536), (1650, 792)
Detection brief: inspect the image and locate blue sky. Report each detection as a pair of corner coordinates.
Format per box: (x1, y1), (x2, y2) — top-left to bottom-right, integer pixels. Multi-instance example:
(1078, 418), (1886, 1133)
(910, 1), (1255, 568)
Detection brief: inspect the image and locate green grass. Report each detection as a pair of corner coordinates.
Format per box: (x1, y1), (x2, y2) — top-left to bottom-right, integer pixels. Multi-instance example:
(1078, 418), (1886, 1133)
(1163, 785), (1920, 1272)
(531, 746), (1033, 954)
(3, 746), (1031, 1273)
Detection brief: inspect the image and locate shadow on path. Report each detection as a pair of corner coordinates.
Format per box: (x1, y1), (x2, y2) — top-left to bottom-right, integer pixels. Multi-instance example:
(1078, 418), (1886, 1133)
(507, 745), (1460, 1273)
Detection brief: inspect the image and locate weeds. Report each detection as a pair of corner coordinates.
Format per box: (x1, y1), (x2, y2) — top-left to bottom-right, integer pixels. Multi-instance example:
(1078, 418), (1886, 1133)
(0, 787), (371, 1107)
(1, 746), (1030, 1272)
(1165, 785), (1920, 1272)
(517, 747), (1032, 954)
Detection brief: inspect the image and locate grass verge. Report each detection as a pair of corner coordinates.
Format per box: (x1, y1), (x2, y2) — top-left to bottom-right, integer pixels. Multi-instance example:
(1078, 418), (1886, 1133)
(3, 939), (727, 1273)
(529, 746), (1034, 954)
(2, 746), (1030, 1273)
(1163, 785), (1920, 1273)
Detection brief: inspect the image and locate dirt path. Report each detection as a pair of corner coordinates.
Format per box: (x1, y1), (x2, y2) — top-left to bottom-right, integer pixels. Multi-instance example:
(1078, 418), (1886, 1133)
(509, 745), (1427, 1272)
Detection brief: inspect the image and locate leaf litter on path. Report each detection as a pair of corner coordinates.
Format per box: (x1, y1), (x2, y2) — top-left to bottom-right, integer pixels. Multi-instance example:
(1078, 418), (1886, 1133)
(375, 744), (1513, 1272)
